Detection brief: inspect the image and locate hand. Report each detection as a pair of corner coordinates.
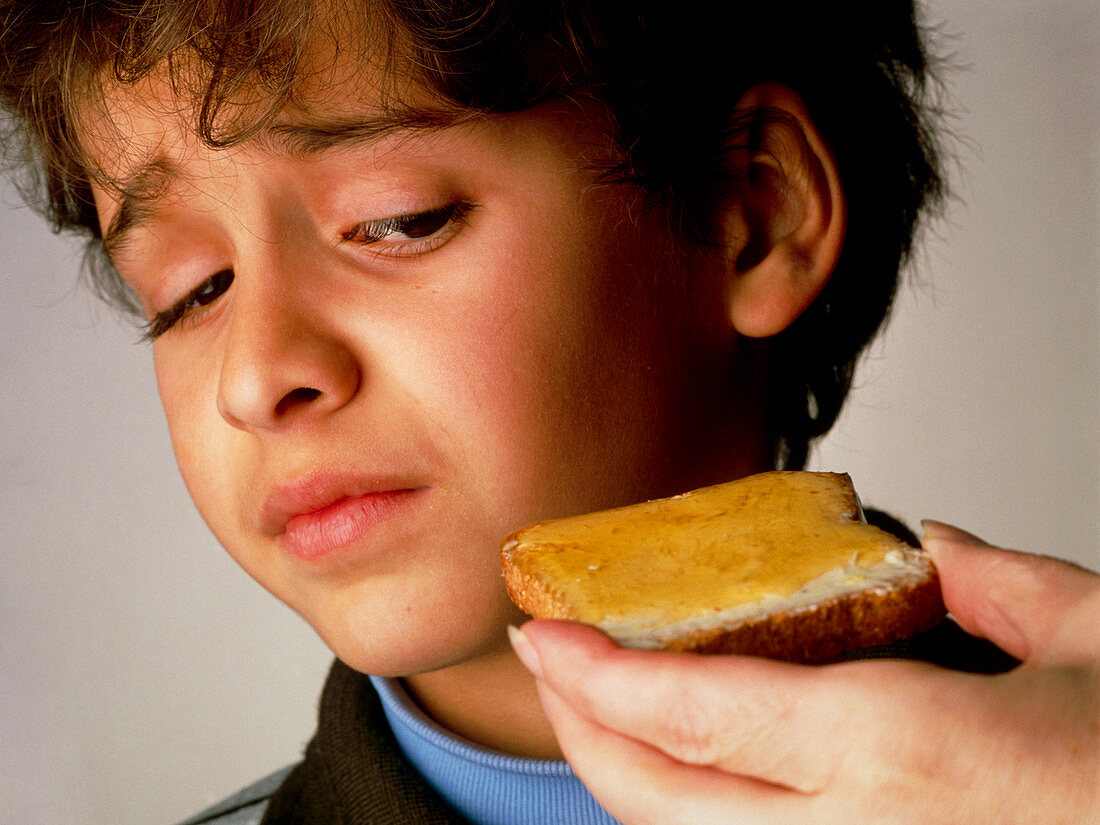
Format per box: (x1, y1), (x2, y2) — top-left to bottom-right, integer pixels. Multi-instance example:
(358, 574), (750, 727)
(509, 522), (1099, 825)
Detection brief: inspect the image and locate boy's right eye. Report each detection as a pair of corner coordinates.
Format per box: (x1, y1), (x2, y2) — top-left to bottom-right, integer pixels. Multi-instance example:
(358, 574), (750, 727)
(143, 269), (234, 340)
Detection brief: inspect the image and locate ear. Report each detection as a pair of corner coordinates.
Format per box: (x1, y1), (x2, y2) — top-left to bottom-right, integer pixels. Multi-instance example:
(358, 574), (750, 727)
(721, 83), (847, 338)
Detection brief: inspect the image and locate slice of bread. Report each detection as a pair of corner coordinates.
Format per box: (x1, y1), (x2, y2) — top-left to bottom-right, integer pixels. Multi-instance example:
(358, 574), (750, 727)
(501, 471), (945, 662)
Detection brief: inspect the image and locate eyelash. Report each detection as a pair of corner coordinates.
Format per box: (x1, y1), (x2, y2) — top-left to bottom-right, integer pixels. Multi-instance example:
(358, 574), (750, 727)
(142, 201), (474, 340)
(340, 200), (474, 256)
(143, 269), (233, 341)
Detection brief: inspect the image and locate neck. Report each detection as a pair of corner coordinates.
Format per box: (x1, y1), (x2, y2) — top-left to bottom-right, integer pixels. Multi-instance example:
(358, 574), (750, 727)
(402, 639), (562, 760)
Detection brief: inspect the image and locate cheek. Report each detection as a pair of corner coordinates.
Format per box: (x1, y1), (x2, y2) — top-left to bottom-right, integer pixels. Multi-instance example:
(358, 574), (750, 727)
(152, 346), (238, 535)
(408, 214), (686, 526)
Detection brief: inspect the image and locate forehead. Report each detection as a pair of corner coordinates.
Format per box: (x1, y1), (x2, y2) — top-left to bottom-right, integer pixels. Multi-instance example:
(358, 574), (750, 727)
(81, 78), (467, 197)
(81, 21), (459, 169)
(80, 71), (622, 267)
(76, 19), (479, 246)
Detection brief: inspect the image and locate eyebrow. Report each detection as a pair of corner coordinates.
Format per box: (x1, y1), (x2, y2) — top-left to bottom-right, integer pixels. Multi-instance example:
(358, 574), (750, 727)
(102, 157), (176, 259)
(263, 107), (464, 156)
(101, 108), (467, 256)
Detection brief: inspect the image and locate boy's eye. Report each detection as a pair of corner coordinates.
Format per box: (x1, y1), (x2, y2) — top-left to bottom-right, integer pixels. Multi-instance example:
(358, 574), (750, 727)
(341, 201), (472, 254)
(192, 269), (233, 306)
(144, 268), (234, 340)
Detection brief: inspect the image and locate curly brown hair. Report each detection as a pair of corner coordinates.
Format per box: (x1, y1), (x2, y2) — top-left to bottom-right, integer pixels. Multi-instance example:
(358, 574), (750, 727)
(0, 0), (947, 470)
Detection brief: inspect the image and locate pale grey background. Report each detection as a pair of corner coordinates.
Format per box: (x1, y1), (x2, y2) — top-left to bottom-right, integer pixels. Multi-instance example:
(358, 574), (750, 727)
(1, 2), (1097, 823)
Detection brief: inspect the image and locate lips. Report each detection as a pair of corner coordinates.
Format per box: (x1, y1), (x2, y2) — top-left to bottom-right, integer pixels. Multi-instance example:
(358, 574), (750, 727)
(261, 472), (427, 561)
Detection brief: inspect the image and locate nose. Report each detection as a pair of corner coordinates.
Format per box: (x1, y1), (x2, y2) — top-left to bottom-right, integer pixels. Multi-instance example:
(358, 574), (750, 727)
(216, 274), (360, 432)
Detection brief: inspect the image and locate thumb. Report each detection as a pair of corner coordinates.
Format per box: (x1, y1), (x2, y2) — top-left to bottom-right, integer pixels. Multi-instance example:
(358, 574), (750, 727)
(921, 520), (1099, 665)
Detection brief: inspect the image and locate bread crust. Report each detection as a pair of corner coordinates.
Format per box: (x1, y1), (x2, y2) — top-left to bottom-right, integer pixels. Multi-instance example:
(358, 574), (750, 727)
(503, 549), (944, 663)
(652, 568), (945, 662)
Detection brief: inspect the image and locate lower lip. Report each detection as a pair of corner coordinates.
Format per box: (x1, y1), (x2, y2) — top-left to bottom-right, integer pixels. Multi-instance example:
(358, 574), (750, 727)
(278, 489), (424, 562)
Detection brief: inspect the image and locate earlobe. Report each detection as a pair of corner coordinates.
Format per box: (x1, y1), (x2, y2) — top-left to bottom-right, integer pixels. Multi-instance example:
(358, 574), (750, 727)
(722, 83), (847, 338)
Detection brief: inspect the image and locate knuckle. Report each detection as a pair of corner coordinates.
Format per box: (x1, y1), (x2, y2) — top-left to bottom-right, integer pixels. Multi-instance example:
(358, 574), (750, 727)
(652, 694), (723, 764)
(649, 663), (790, 767)
(647, 668), (735, 765)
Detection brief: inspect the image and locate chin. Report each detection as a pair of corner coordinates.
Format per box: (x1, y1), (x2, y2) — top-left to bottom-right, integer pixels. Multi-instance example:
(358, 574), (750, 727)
(312, 592), (521, 678)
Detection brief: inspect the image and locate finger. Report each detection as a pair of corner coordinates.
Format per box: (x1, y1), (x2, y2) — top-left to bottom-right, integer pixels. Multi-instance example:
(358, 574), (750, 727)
(512, 619), (851, 791)
(535, 677), (812, 825)
(921, 521), (1100, 664)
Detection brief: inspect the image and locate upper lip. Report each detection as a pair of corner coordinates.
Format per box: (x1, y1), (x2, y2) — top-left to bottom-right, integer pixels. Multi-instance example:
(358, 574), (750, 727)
(259, 470), (425, 536)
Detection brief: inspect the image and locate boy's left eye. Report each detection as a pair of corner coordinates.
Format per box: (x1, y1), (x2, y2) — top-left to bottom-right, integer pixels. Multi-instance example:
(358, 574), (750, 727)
(341, 201), (473, 256)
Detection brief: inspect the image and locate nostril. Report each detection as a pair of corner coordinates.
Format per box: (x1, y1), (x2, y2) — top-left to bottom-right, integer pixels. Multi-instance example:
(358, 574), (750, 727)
(275, 386), (322, 416)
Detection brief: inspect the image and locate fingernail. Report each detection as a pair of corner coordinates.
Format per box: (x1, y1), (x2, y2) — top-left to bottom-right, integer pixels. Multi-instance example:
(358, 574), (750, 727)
(920, 519), (986, 546)
(508, 625), (543, 679)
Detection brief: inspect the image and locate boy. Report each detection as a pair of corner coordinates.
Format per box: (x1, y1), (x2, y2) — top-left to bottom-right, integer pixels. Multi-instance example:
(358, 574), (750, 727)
(1, 1), (1095, 823)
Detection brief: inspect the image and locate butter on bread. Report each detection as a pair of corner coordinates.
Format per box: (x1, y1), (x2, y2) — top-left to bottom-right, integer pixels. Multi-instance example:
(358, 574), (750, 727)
(501, 471), (945, 662)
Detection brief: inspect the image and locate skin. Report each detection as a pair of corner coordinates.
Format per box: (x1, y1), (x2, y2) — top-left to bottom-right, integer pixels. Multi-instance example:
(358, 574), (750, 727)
(84, 73), (773, 756)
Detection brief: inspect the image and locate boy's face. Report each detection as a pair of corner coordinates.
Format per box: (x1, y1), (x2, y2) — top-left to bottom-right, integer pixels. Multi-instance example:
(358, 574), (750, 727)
(86, 69), (766, 676)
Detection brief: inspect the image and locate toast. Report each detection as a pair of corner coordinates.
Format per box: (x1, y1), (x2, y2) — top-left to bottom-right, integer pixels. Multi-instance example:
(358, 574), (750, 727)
(501, 471), (945, 662)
